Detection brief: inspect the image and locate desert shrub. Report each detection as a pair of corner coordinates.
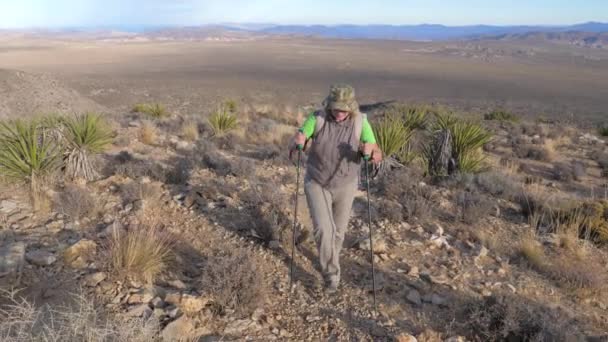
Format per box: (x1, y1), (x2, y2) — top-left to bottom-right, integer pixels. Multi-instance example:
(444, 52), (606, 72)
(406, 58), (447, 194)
(0, 119), (61, 210)
(196, 141), (232, 176)
(106, 225), (174, 284)
(181, 121), (199, 141)
(372, 113), (414, 174)
(240, 178), (290, 243)
(62, 113), (113, 182)
(513, 144), (553, 161)
(200, 248), (267, 317)
(552, 161), (585, 182)
(484, 110), (519, 122)
(458, 294), (585, 341)
(401, 186), (435, 222)
(229, 158), (256, 178)
(378, 200), (403, 222)
(425, 113), (492, 175)
(165, 158), (192, 185)
(456, 191), (494, 224)
(598, 125), (608, 137)
(131, 103), (168, 119)
(475, 171), (521, 200)
(139, 121), (157, 145)
(593, 152), (608, 177)
(120, 182), (163, 209)
(208, 103), (238, 137)
(521, 123), (546, 137)
(54, 185), (98, 221)
(0, 290), (160, 342)
(114, 158), (166, 182)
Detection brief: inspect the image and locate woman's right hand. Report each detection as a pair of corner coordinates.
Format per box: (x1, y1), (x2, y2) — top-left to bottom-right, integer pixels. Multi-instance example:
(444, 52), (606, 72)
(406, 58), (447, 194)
(289, 131), (306, 160)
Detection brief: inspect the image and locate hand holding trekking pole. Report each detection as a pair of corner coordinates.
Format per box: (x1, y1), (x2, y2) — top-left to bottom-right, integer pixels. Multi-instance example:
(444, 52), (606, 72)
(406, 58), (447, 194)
(289, 131), (306, 161)
(360, 143), (382, 164)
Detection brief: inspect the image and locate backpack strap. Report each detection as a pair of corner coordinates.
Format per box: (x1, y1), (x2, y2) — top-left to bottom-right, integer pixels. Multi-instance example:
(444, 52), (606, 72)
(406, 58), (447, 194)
(313, 110), (326, 139)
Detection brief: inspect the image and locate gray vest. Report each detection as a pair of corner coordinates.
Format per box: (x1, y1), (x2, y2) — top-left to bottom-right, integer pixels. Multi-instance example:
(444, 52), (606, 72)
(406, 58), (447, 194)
(306, 110), (365, 189)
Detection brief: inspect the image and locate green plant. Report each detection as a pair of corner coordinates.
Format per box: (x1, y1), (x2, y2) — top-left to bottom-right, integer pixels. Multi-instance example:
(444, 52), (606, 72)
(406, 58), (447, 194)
(426, 113), (492, 175)
(0, 120), (61, 208)
(131, 103), (168, 118)
(598, 125), (608, 137)
(208, 106), (238, 136)
(372, 114), (414, 174)
(484, 110), (520, 122)
(62, 113), (113, 181)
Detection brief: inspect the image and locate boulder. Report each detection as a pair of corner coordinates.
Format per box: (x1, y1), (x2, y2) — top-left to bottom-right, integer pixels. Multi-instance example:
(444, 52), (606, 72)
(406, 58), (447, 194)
(0, 242), (25, 281)
(25, 250), (56, 266)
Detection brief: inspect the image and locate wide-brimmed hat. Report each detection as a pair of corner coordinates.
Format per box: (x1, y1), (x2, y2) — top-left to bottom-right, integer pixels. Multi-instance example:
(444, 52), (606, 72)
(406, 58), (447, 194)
(323, 84), (360, 114)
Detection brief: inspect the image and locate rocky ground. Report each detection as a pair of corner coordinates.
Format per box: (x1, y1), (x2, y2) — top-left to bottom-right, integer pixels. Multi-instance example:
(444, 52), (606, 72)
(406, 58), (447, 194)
(2, 102), (608, 341)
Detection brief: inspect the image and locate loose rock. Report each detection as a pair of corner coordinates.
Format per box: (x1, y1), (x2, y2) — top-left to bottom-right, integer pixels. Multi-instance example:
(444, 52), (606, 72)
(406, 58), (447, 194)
(25, 250), (56, 266)
(162, 315), (195, 341)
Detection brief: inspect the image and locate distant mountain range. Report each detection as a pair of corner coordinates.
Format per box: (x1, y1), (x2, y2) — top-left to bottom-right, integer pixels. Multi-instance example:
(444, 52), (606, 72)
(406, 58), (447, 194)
(4, 22), (608, 43)
(252, 22), (608, 41)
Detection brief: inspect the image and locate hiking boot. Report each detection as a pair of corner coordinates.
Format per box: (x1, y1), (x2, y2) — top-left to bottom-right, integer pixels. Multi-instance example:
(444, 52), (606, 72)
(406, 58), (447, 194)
(325, 279), (339, 294)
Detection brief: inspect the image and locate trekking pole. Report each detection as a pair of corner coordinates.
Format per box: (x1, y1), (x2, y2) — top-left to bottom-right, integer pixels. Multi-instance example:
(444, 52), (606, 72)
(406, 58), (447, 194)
(290, 144), (303, 290)
(363, 154), (377, 313)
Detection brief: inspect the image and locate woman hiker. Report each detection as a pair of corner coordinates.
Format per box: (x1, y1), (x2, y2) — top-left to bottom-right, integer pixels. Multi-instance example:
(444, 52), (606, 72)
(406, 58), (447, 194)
(289, 84), (382, 293)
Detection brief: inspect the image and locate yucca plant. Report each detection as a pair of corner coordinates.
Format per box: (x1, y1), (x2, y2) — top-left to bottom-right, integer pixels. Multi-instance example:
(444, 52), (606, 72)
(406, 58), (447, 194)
(372, 114), (414, 175)
(0, 120), (61, 209)
(132, 103), (168, 119)
(62, 113), (113, 181)
(208, 105), (238, 136)
(425, 112), (492, 175)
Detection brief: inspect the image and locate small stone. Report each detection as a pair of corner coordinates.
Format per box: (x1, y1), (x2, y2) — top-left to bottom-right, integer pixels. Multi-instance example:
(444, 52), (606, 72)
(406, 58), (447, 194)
(268, 240), (281, 250)
(153, 308), (166, 318)
(506, 284), (517, 293)
(444, 336), (466, 342)
(180, 294), (208, 314)
(406, 290), (422, 306)
(168, 279), (187, 290)
(45, 220), (64, 232)
(165, 291), (182, 305)
(126, 304), (152, 318)
(395, 333), (418, 342)
(0, 200), (19, 214)
(431, 294), (447, 306)
(431, 223), (444, 236)
(151, 297), (166, 308)
(0, 242), (25, 280)
(167, 306), (182, 319)
(408, 266), (419, 277)
(162, 316), (195, 341)
(25, 250), (56, 266)
(224, 319), (256, 335)
(481, 289), (492, 297)
(128, 121), (141, 128)
(84, 272), (106, 287)
(63, 239), (97, 269)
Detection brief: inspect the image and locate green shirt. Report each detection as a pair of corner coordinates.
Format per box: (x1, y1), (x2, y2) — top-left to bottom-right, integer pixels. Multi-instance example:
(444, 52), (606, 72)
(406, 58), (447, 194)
(299, 113), (377, 144)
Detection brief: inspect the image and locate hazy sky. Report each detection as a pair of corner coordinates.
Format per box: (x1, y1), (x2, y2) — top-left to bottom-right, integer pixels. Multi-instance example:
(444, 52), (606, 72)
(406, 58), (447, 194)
(0, 0), (607, 28)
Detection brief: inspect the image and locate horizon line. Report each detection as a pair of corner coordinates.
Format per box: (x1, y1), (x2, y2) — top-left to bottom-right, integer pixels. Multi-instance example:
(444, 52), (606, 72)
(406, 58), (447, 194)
(1, 21), (607, 31)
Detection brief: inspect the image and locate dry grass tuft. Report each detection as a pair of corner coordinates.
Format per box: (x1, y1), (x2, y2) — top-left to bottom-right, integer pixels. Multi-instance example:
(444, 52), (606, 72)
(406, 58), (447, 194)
(0, 289), (160, 342)
(106, 225), (174, 284)
(518, 236), (547, 270)
(54, 185), (100, 221)
(139, 121), (157, 145)
(200, 248), (267, 317)
(181, 121), (199, 142)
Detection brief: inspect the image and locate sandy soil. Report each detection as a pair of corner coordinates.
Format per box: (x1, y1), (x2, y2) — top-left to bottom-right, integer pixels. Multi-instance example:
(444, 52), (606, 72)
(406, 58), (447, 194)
(0, 37), (607, 122)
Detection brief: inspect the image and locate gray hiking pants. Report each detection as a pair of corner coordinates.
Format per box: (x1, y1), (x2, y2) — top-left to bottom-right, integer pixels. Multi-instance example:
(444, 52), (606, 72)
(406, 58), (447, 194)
(304, 176), (358, 285)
